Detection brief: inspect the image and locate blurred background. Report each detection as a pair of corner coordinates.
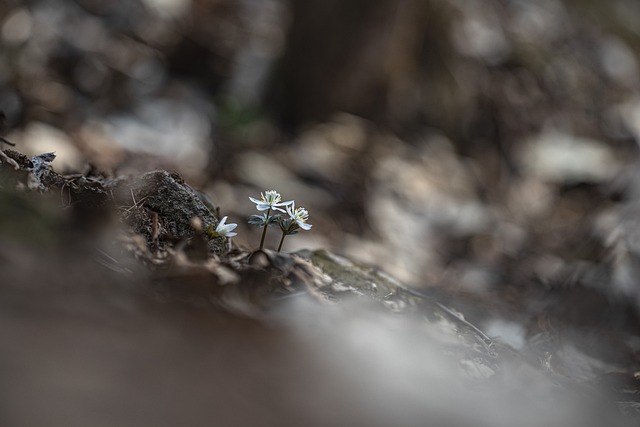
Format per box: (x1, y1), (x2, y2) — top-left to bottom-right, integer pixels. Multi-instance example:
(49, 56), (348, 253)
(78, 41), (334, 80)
(3, 0), (640, 330)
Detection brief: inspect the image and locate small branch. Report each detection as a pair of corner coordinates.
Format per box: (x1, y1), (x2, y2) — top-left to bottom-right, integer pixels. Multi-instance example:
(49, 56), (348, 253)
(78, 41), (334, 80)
(0, 136), (15, 147)
(0, 149), (19, 170)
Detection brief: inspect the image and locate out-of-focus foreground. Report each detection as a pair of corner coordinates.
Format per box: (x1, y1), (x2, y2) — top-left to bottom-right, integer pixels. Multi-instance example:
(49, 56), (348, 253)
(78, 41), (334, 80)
(1, 0), (640, 425)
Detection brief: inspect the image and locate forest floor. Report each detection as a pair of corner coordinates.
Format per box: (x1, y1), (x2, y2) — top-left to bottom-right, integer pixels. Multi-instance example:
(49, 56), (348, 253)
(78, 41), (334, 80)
(1, 144), (639, 427)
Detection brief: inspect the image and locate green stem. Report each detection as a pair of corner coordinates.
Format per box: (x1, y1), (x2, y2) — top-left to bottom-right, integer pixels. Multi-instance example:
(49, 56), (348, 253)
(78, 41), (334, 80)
(277, 232), (286, 253)
(258, 207), (271, 250)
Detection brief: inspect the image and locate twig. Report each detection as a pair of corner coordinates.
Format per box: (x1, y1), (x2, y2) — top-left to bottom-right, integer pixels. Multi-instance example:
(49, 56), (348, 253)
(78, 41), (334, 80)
(0, 136), (15, 147)
(0, 149), (19, 170)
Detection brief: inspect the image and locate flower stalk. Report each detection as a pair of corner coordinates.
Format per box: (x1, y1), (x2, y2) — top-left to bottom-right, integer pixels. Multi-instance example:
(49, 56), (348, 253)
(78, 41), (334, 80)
(277, 202), (312, 252)
(258, 207), (271, 250)
(277, 232), (286, 253)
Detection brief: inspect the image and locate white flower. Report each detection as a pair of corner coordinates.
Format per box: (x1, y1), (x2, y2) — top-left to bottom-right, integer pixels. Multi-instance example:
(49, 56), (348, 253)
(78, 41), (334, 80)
(286, 202), (312, 231)
(215, 216), (237, 237)
(249, 190), (292, 213)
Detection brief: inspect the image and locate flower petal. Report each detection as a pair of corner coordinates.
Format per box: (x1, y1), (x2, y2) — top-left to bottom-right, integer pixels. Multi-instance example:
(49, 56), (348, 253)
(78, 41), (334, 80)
(286, 202), (296, 217)
(214, 215), (238, 237)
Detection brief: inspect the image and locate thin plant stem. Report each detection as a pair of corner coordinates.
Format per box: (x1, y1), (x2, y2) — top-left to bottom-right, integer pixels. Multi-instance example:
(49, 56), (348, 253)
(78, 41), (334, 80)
(277, 232), (286, 253)
(258, 207), (271, 250)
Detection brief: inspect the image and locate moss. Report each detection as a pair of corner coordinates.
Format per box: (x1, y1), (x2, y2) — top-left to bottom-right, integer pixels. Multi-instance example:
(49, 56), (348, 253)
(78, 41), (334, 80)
(295, 249), (425, 309)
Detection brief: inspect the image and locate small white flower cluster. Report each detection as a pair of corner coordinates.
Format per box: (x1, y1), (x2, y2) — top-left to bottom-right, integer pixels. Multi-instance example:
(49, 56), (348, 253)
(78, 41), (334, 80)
(203, 190), (311, 253)
(248, 190), (312, 252)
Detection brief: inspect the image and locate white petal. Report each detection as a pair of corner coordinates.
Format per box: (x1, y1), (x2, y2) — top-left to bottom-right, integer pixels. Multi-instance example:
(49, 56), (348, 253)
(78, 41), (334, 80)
(299, 222), (312, 230)
(286, 202), (296, 217)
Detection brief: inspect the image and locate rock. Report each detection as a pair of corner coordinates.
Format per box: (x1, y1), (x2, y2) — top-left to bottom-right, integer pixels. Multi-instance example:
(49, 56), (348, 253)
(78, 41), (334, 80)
(117, 170), (227, 254)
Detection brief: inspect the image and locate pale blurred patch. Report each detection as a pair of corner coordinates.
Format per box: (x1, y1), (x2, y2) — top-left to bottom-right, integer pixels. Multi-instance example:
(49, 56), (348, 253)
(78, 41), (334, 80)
(517, 132), (620, 184)
(141, 0), (192, 18)
(1, 8), (32, 45)
(11, 122), (83, 172)
(102, 97), (212, 174)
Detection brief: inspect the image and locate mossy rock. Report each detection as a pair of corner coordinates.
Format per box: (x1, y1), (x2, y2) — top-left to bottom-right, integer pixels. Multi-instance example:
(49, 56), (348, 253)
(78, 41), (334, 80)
(114, 170), (227, 254)
(293, 249), (500, 377)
